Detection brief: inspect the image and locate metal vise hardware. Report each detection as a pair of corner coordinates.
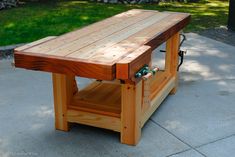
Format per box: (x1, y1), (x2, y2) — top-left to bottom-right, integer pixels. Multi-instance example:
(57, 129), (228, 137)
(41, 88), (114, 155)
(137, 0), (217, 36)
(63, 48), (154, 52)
(135, 64), (159, 79)
(160, 34), (187, 71)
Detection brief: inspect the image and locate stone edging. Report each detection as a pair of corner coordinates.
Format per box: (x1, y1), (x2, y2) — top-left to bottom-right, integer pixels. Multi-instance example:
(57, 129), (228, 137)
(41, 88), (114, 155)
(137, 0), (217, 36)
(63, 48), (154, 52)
(0, 43), (26, 59)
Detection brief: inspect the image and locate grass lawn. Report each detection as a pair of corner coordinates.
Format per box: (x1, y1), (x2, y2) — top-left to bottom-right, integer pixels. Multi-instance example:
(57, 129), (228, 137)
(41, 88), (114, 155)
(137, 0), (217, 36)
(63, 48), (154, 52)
(0, 0), (229, 46)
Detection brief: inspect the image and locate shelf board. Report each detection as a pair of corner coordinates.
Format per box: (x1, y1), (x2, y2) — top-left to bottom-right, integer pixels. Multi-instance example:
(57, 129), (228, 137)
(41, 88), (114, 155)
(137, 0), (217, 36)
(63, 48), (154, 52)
(69, 81), (121, 118)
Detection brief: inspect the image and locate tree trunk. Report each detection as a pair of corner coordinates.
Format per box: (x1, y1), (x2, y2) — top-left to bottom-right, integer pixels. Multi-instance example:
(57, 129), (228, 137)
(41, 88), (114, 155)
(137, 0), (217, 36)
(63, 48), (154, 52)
(228, 0), (235, 31)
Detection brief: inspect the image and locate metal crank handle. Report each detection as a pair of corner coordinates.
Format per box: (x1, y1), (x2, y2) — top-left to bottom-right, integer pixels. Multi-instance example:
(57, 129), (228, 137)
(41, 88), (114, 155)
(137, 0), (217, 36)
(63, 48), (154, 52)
(142, 67), (159, 81)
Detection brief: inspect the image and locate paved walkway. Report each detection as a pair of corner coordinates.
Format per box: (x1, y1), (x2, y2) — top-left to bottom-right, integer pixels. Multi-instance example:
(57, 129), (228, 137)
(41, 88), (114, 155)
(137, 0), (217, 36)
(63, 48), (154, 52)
(0, 33), (235, 157)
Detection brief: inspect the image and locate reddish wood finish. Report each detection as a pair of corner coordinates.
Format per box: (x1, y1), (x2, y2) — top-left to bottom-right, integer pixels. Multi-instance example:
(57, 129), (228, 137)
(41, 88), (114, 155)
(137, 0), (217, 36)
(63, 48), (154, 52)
(14, 9), (191, 80)
(116, 45), (152, 80)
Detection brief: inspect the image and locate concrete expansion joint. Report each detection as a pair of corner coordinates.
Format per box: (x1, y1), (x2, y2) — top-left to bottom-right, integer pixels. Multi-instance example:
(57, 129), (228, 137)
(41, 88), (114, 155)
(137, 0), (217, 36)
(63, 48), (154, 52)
(150, 119), (207, 157)
(195, 134), (235, 149)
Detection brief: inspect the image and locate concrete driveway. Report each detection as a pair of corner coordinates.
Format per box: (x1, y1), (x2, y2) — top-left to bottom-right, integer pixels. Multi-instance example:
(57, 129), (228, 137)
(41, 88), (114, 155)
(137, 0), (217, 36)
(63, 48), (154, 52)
(0, 33), (235, 157)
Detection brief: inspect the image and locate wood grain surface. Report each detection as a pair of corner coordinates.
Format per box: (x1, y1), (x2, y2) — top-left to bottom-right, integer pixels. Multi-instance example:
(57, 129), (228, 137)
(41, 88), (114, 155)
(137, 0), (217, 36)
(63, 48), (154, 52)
(14, 9), (190, 80)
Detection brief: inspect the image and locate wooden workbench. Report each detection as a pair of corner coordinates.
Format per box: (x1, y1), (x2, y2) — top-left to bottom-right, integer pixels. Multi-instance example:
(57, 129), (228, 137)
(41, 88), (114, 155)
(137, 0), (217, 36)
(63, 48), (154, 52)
(14, 9), (190, 145)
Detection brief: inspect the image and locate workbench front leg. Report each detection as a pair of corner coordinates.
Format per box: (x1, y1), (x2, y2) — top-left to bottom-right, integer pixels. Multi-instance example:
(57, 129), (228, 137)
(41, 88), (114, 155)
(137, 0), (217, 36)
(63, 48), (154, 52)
(121, 81), (142, 145)
(165, 32), (180, 94)
(52, 73), (75, 131)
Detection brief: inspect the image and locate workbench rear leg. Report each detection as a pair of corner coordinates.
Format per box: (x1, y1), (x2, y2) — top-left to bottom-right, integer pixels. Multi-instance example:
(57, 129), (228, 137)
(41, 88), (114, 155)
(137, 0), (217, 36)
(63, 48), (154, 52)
(121, 81), (142, 145)
(73, 78), (78, 95)
(165, 32), (180, 94)
(52, 73), (75, 131)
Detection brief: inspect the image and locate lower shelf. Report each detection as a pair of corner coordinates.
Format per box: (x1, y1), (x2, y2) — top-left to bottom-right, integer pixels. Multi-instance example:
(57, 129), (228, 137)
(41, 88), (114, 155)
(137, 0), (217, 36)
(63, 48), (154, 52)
(67, 71), (175, 132)
(69, 81), (121, 118)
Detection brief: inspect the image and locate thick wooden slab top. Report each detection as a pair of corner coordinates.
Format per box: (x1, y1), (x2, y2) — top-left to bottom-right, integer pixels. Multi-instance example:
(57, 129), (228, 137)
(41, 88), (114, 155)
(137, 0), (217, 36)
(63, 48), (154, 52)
(14, 9), (190, 80)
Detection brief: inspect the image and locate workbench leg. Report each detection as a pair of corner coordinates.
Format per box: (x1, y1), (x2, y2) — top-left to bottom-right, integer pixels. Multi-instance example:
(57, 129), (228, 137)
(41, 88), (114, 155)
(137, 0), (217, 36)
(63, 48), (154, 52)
(73, 78), (78, 95)
(121, 81), (142, 145)
(165, 32), (180, 94)
(52, 73), (75, 131)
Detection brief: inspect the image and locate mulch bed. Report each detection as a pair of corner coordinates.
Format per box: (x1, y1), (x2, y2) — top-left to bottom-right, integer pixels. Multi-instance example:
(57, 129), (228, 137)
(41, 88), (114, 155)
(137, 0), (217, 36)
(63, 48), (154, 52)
(199, 26), (235, 47)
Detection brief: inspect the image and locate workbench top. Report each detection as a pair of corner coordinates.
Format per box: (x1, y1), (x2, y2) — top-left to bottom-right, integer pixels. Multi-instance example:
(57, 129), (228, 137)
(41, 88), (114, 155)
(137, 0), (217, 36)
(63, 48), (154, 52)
(14, 9), (190, 80)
